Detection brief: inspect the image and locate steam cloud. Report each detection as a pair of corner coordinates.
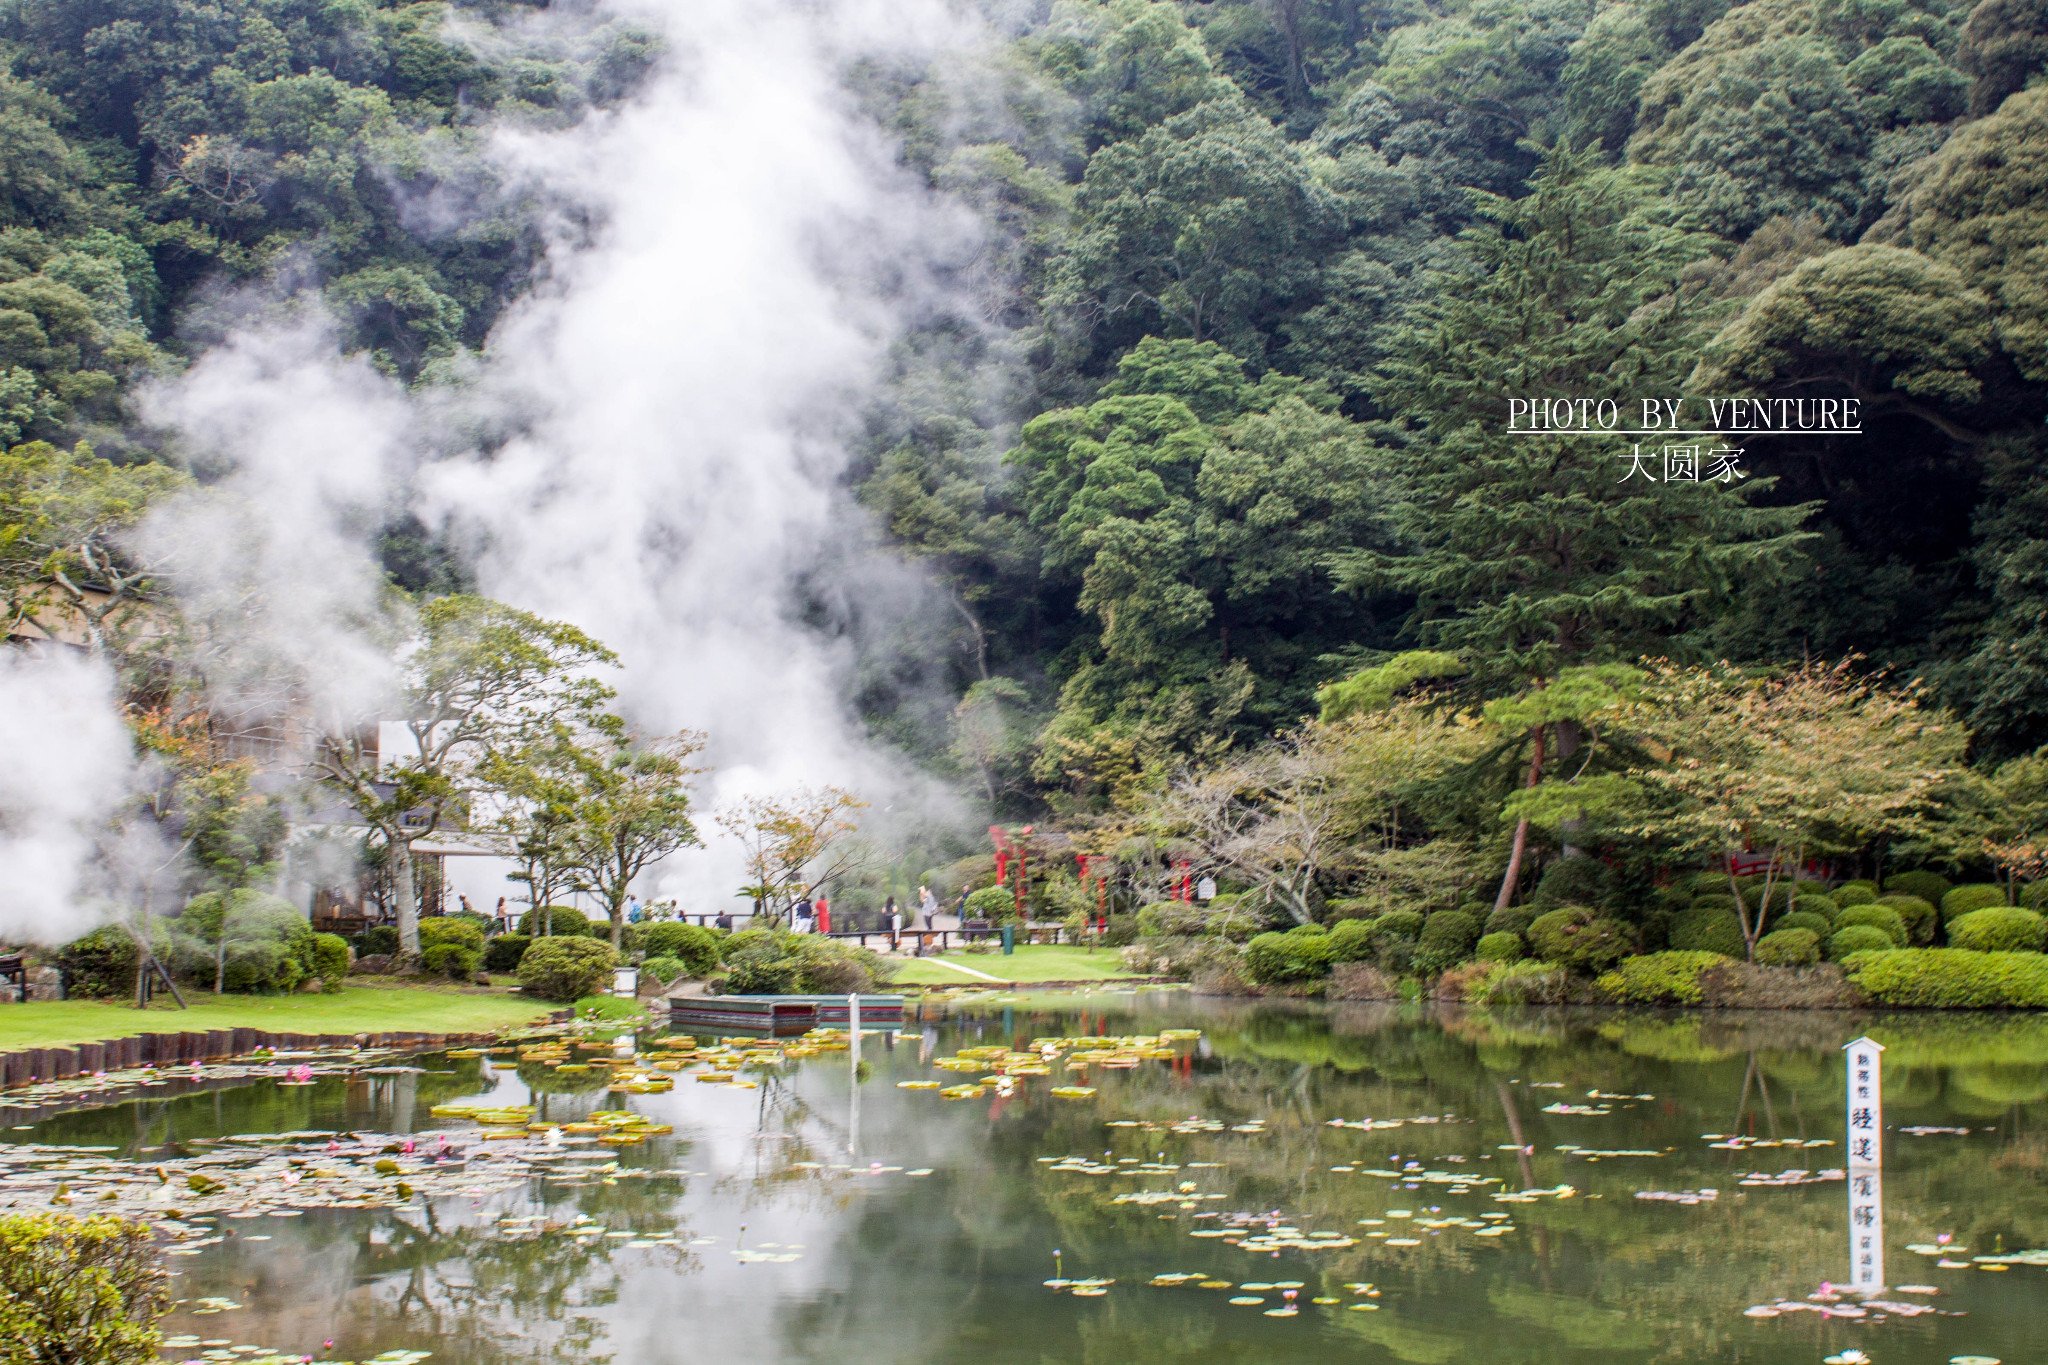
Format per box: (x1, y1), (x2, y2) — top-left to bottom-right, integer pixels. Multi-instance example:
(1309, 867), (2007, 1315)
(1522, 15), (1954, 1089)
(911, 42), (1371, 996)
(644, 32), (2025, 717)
(0, 0), (1007, 938)
(0, 653), (139, 942)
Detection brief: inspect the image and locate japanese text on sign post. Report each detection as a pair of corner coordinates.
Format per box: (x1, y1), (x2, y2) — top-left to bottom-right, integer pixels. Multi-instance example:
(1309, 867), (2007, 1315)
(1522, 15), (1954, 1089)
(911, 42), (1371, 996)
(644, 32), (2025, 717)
(1844, 1036), (1885, 1293)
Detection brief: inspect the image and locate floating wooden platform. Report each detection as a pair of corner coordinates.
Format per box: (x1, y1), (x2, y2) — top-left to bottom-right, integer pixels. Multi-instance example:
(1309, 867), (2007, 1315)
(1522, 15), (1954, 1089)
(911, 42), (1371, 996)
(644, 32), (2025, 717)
(668, 994), (904, 1035)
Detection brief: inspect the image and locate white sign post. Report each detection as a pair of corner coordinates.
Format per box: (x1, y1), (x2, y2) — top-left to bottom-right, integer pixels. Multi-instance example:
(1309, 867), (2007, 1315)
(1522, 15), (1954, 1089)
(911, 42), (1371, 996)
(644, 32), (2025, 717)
(1844, 1035), (1885, 1293)
(848, 993), (862, 1158)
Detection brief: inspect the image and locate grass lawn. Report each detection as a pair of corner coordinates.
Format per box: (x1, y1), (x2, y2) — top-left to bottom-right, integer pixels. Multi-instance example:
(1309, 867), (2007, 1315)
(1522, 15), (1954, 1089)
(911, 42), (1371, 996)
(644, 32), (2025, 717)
(887, 944), (1152, 986)
(0, 980), (558, 1051)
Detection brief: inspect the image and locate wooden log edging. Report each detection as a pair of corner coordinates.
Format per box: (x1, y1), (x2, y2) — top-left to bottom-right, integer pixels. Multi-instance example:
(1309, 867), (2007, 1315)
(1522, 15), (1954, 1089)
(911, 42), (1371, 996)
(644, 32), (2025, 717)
(0, 1009), (578, 1093)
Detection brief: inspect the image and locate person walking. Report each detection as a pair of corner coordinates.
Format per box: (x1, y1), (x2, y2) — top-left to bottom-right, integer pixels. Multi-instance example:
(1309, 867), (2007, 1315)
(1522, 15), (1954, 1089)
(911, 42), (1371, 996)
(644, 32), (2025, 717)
(815, 893), (831, 935)
(921, 884), (941, 930)
(627, 895), (642, 924)
(494, 897), (507, 929)
(883, 894), (899, 934)
(889, 900), (903, 950)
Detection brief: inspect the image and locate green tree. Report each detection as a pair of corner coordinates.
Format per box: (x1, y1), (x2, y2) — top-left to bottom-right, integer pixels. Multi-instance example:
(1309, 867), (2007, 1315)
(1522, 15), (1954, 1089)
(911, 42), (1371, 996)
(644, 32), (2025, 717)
(561, 724), (706, 950)
(310, 595), (616, 955)
(1330, 150), (1815, 903)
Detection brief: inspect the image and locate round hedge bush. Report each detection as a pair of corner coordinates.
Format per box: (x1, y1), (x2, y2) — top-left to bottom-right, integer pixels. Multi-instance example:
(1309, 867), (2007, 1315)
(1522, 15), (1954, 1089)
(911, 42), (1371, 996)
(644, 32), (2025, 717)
(1836, 903), (1908, 947)
(1415, 911), (1482, 975)
(517, 905), (596, 938)
(1879, 894), (1938, 945)
(641, 922), (720, 976)
(1884, 870), (1952, 904)
(1527, 907), (1632, 974)
(311, 932), (350, 990)
(1243, 930), (1337, 984)
(1484, 906), (1534, 938)
(1594, 950), (1730, 1005)
(1670, 907), (1746, 957)
(1690, 893), (1739, 916)
(1775, 911), (1832, 938)
(518, 937), (620, 1002)
(1475, 931), (1525, 963)
(1791, 895), (1838, 925)
(964, 885), (1018, 920)
(1948, 907), (2048, 953)
(482, 934), (530, 973)
(421, 944), (481, 980)
(1846, 947), (2048, 1007)
(419, 918), (485, 952)
(1328, 919), (1375, 962)
(1368, 910), (1425, 942)
(56, 927), (142, 999)
(1829, 924), (1897, 959)
(1834, 883), (1878, 906)
(1941, 884), (2007, 923)
(1754, 927), (1822, 967)
(641, 955), (685, 985)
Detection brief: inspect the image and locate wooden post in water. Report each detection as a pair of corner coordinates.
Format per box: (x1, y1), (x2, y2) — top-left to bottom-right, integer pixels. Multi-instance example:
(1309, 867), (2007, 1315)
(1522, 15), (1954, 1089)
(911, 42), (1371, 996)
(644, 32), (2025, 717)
(848, 993), (862, 1158)
(1844, 1035), (1885, 1292)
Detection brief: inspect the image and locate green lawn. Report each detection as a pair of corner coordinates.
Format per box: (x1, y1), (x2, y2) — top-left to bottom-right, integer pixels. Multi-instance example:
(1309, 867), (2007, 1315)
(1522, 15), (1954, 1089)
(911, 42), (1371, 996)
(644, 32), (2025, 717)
(886, 944), (1153, 986)
(0, 980), (559, 1051)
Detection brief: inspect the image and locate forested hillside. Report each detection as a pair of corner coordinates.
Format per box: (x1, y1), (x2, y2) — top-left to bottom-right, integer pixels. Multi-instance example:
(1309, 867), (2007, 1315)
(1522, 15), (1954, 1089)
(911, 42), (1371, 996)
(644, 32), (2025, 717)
(4, 0), (2046, 817)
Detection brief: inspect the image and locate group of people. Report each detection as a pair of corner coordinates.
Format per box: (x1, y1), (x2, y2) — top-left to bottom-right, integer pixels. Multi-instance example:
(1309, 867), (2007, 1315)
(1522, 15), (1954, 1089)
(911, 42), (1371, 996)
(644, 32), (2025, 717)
(787, 887), (833, 935)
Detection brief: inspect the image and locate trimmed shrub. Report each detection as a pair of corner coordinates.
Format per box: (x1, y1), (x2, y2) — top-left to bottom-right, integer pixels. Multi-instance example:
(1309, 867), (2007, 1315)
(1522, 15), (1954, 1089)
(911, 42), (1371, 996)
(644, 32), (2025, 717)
(482, 935), (531, 973)
(1847, 948), (2048, 1007)
(1829, 924), (1897, 959)
(1368, 910), (1425, 943)
(1527, 907), (1631, 974)
(964, 885), (1017, 920)
(1484, 906), (1535, 938)
(1531, 857), (1613, 912)
(311, 933), (350, 990)
(1733, 879), (1795, 915)
(174, 891), (314, 993)
(1468, 960), (1572, 1005)
(1475, 931), (1525, 963)
(517, 937), (619, 1002)
(1754, 927), (1822, 967)
(1835, 883), (1878, 906)
(516, 905), (593, 937)
(1328, 919), (1375, 963)
(1688, 870), (1731, 895)
(419, 918), (485, 952)
(1941, 883), (2008, 923)
(1948, 907), (2048, 953)
(56, 927), (140, 1000)
(1670, 907), (1746, 957)
(1137, 902), (1212, 937)
(1103, 914), (1141, 947)
(1690, 893), (1739, 916)
(421, 943), (481, 980)
(352, 925), (400, 958)
(1414, 911), (1482, 975)
(1791, 895), (1838, 924)
(718, 928), (891, 994)
(642, 922), (720, 976)
(641, 955), (685, 985)
(0, 1211), (170, 1365)
(1837, 903), (1908, 947)
(1884, 870), (1952, 904)
(1244, 931), (1338, 984)
(1880, 894), (1938, 945)
(1594, 951), (1731, 1005)
(1776, 911), (1832, 937)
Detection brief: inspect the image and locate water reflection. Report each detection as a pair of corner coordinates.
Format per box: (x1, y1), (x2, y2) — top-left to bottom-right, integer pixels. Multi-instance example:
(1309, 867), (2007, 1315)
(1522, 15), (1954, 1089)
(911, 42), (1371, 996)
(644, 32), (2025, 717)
(9, 998), (2048, 1364)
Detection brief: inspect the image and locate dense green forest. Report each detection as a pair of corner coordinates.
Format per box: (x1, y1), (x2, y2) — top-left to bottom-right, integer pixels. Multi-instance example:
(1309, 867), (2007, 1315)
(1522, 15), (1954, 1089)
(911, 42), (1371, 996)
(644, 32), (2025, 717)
(3, 0), (2046, 820)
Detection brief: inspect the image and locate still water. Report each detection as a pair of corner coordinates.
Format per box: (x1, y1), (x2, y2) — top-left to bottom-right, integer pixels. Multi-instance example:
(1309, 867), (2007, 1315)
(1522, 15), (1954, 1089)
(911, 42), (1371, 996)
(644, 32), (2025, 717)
(14, 995), (2048, 1364)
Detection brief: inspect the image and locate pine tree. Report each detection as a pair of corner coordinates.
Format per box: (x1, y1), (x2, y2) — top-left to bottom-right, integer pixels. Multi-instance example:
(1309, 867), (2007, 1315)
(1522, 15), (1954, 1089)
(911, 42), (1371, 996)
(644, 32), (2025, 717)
(1334, 147), (1818, 905)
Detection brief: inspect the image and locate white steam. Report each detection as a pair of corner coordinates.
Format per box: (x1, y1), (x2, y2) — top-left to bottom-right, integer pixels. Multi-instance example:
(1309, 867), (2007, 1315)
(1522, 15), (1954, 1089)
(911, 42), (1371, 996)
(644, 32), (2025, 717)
(0, 652), (139, 942)
(422, 0), (991, 891)
(89, 0), (1001, 915)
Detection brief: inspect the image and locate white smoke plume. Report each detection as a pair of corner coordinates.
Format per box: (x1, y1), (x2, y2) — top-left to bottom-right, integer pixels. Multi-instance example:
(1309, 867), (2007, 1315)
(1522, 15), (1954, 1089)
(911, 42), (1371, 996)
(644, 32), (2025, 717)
(0, 652), (139, 942)
(96, 0), (1010, 909)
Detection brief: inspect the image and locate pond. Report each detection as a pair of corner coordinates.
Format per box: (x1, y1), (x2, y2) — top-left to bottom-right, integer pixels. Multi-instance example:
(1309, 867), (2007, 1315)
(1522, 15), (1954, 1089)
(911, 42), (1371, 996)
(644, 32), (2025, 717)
(7, 994), (2047, 1365)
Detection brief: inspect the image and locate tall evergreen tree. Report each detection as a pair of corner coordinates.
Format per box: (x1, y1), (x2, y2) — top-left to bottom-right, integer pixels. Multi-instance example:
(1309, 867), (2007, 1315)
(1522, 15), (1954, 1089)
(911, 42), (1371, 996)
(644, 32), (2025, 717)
(1332, 148), (1817, 904)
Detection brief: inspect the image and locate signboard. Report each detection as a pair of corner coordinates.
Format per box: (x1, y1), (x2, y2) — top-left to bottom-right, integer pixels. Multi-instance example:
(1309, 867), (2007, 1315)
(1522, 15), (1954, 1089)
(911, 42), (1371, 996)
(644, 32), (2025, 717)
(1844, 1035), (1884, 1292)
